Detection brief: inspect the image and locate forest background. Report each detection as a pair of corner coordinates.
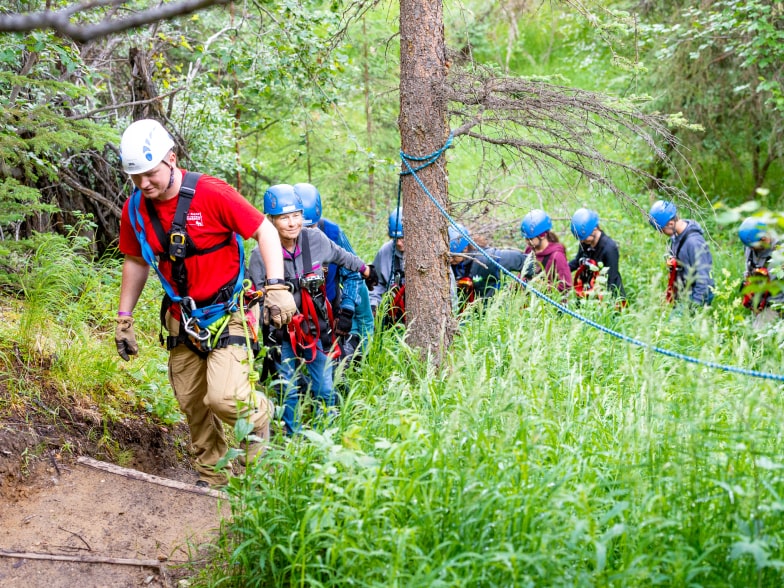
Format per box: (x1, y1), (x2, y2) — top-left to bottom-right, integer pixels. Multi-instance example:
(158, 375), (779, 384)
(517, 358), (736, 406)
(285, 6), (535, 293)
(2, 0), (784, 586)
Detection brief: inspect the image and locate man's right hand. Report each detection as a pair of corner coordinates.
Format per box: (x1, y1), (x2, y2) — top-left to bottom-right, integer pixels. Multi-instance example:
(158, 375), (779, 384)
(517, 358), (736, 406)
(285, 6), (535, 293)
(263, 284), (297, 328)
(115, 316), (138, 361)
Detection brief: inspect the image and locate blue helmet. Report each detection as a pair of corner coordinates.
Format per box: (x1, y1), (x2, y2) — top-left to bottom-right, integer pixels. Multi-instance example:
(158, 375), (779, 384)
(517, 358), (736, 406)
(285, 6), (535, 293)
(649, 200), (677, 231)
(520, 209), (552, 239)
(570, 208), (600, 241)
(388, 207), (404, 238)
(294, 183), (322, 227)
(263, 184), (302, 216)
(448, 224), (470, 254)
(738, 217), (767, 247)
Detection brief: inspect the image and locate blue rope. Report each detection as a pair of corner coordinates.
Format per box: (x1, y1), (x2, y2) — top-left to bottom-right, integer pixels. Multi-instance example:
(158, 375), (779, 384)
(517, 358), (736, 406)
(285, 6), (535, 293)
(399, 135), (784, 383)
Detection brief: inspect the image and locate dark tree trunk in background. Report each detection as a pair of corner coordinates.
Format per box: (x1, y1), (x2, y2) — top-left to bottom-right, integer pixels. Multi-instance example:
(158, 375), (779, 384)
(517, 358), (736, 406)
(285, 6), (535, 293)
(399, 0), (456, 363)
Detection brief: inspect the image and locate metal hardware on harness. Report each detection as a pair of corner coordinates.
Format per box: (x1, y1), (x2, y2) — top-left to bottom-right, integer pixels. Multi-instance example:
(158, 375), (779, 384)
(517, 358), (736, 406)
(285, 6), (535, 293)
(180, 296), (212, 348)
(299, 272), (325, 294)
(579, 257), (600, 273)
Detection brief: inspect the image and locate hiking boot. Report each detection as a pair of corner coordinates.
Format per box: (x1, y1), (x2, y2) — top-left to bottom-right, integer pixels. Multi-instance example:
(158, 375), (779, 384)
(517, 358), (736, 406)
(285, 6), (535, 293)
(237, 441), (266, 466)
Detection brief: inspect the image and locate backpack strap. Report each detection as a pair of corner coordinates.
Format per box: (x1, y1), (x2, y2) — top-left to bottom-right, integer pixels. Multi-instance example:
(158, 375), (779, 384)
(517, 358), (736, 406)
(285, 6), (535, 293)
(291, 230), (340, 359)
(317, 219), (341, 303)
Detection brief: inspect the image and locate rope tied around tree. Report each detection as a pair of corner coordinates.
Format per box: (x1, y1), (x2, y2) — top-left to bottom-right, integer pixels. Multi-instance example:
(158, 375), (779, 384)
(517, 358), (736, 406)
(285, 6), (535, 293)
(399, 133), (784, 383)
(396, 133), (454, 210)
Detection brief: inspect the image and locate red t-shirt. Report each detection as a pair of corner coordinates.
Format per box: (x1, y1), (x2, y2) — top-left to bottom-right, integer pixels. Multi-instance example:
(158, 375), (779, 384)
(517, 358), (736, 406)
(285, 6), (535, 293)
(119, 170), (264, 306)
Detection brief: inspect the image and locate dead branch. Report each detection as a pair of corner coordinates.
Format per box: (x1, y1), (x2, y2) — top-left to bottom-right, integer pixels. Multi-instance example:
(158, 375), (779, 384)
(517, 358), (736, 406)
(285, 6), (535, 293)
(69, 88), (183, 121)
(77, 456), (227, 499)
(60, 170), (123, 218)
(57, 526), (93, 551)
(446, 65), (706, 217)
(0, 0), (230, 43)
(0, 549), (163, 568)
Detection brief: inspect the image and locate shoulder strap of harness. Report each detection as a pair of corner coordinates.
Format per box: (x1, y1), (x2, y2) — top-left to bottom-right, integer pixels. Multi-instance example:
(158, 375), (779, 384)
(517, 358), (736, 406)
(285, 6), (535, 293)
(300, 229), (313, 275)
(670, 230), (693, 262)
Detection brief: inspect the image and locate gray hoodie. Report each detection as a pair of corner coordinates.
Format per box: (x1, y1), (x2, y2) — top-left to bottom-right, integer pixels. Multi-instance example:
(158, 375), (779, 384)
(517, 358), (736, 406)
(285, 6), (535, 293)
(249, 228), (366, 310)
(369, 239), (405, 309)
(670, 219), (714, 305)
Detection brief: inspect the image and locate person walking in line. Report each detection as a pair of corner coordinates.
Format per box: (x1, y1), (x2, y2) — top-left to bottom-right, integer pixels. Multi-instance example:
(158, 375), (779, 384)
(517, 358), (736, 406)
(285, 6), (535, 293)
(738, 216), (783, 328)
(448, 223), (528, 305)
(248, 184), (373, 436)
(115, 119), (297, 487)
(520, 209), (572, 296)
(369, 207), (406, 322)
(568, 208), (626, 302)
(649, 200), (714, 306)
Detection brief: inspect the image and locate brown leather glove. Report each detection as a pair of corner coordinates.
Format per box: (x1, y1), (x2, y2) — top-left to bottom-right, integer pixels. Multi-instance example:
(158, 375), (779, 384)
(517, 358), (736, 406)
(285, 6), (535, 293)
(115, 316), (138, 361)
(263, 284), (297, 328)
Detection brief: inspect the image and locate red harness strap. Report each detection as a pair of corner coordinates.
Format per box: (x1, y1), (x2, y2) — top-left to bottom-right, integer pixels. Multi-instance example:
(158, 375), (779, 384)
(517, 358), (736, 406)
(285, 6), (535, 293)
(456, 277), (475, 313)
(573, 259), (601, 300)
(388, 284), (406, 324)
(287, 288), (340, 363)
(741, 267), (771, 311)
(665, 257), (678, 304)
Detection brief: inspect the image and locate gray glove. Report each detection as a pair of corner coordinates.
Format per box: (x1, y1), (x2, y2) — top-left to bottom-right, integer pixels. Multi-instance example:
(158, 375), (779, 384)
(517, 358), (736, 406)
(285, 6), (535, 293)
(115, 316), (138, 361)
(263, 284), (297, 328)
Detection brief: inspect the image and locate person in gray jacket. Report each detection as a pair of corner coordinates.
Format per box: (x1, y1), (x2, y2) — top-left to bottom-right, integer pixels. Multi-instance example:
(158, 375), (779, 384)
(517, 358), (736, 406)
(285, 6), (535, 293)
(649, 200), (714, 306)
(448, 223), (529, 302)
(369, 207), (406, 320)
(249, 184), (372, 436)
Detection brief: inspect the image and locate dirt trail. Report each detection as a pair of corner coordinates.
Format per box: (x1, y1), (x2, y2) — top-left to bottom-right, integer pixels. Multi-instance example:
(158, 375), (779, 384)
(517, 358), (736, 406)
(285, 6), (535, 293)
(0, 428), (231, 587)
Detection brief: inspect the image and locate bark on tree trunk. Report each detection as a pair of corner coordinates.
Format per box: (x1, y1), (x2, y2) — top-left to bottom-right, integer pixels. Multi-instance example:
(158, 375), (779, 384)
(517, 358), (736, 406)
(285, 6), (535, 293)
(399, 0), (456, 364)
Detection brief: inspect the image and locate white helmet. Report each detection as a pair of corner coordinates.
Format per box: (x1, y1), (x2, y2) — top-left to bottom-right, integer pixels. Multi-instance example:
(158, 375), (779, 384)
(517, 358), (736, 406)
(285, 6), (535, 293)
(119, 119), (175, 174)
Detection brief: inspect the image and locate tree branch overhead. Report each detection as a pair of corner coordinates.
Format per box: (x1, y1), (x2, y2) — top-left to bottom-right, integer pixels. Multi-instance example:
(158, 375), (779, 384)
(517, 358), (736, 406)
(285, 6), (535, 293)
(0, 0), (230, 43)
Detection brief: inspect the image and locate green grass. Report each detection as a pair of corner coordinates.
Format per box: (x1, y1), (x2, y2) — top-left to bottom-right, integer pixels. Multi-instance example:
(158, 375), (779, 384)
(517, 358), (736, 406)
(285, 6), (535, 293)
(0, 228), (181, 426)
(207, 277), (784, 587)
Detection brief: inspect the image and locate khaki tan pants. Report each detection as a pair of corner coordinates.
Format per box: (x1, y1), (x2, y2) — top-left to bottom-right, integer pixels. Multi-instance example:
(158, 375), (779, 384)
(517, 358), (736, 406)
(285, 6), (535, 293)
(166, 307), (272, 485)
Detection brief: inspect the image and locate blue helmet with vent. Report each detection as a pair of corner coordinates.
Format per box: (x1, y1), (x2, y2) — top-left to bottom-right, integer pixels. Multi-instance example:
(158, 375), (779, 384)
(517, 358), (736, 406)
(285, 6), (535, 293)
(294, 183), (322, 227)
(520, 209), (552, 240)
(570, 208), (600, 241)
(649, 200), (677, 231)
(448, 224), (470, 254)
(388, 207), (404, 238)
(263, 184), (302, 216)
(738, 217), (767, 247)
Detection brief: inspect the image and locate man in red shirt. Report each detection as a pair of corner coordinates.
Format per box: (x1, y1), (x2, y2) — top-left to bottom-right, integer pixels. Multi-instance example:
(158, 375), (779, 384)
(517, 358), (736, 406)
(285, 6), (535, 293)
(115, 119), (296, 487)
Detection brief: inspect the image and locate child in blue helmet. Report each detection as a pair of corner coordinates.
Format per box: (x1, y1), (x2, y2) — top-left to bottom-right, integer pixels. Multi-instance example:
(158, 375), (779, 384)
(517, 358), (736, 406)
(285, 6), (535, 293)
(448, 223), (528, 300)
(568, 208), (626, 301)
(369, 207), (406, 320)
(738, 216), (782, 327)
(649, 200), (714, 306)
(520, 209), (572, 297)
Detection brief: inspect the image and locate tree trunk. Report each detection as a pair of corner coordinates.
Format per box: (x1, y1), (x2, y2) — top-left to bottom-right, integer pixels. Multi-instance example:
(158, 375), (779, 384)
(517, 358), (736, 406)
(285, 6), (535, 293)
(399, 0), (456, 364)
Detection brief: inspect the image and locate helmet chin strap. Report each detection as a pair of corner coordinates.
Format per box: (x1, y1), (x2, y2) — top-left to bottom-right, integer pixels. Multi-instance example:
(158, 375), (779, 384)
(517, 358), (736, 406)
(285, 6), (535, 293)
(165, 161), (175, 189)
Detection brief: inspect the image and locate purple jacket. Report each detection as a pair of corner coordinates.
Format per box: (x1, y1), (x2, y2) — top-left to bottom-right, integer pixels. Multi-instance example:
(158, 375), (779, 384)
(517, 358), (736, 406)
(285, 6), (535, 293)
(525, 241), (573, 292)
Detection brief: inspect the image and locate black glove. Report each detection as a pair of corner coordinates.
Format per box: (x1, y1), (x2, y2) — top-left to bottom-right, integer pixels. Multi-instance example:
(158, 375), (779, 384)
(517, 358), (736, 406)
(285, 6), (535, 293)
(334, 307), (354, 337)
(364, 265), (379, 289)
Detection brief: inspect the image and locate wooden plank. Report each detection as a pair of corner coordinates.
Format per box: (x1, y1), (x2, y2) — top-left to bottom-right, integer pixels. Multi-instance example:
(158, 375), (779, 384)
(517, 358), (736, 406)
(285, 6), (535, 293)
(76, 456), (227, 499)
(0, 548), (163, 568)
